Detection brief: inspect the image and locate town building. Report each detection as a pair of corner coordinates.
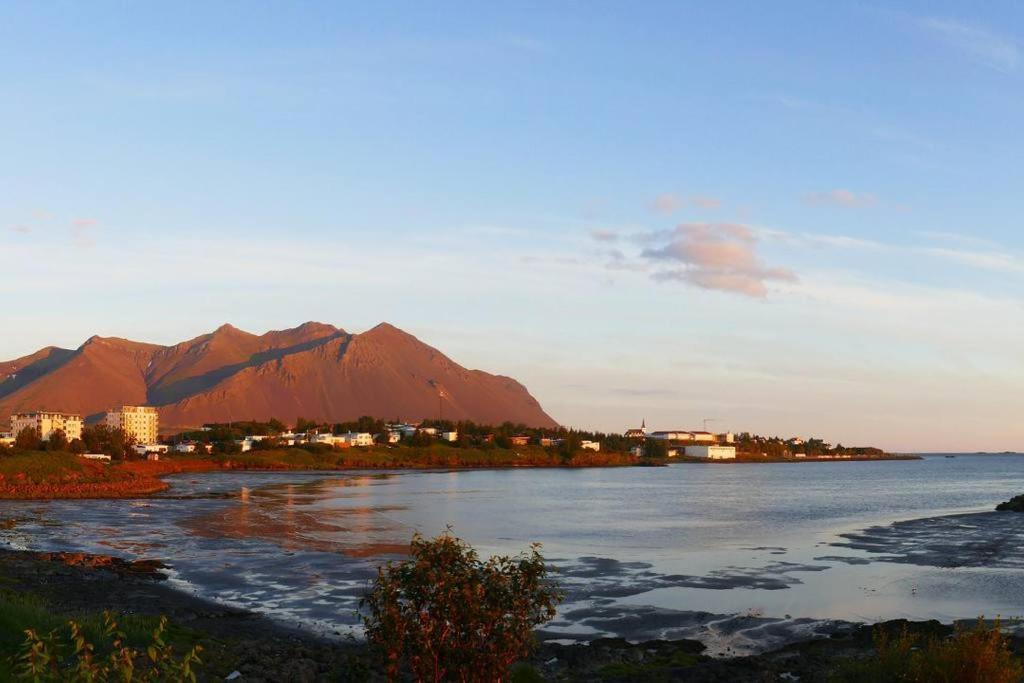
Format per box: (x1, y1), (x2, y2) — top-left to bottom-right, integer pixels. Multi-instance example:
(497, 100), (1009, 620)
(105, 406), (159, 445)
(11, 411), (83, 441)
(580, 440), (601, 451)
(132, 443), (169, 456)
(684, 445), (737, 460)
(439, 431), (458, 442)
(689, 431), (717, 443)
(624, 419), (647, 439)
(509, 435), (530, 446)
(337, 432), (374, 447)
(0, 431), (14, 447)
(649, 430), (695, 442)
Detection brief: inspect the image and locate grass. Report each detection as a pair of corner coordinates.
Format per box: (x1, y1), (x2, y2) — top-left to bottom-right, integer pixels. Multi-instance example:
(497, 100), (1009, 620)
(0, 453), (87, 485)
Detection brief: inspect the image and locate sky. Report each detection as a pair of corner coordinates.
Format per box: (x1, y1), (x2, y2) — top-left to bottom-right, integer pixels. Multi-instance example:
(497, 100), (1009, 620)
(2, 1), (1023, 452)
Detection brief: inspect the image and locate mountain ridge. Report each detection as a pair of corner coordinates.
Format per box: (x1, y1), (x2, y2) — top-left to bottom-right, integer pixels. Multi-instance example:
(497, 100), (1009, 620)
(0, 322), (557, 431)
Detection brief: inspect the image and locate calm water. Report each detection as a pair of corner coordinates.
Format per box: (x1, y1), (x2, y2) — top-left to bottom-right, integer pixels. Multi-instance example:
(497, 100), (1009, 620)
(2, 455), (1024, 653)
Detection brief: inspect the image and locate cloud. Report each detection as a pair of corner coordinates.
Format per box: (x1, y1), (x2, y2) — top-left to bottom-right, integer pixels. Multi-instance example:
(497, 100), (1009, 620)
(70, 218), (99, 248)
(590, 228), (619, 242)
(652, 193), (683, 214)
(640, 223), (797, 298)
(33, 210), (54, 221)
(803, 189), (878, 208)
(921, 18), (1019, 72)
(919, 247), (1024, 273)
(690, 195), (722, 210)
(651, 193), (723, 214)
(9, 224), (31, 234)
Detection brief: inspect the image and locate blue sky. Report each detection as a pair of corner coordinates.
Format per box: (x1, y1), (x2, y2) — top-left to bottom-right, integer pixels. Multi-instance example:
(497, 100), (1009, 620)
(2, 2), (1023, 450)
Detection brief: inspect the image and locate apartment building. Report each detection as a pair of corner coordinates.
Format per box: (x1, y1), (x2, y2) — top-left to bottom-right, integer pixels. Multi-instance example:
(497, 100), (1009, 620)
(10, 411), (83, 441)
(105, 405), (159, 444)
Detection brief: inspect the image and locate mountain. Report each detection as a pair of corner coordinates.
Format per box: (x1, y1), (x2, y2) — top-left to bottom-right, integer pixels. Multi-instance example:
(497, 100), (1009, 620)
(0, 322), (558, 430)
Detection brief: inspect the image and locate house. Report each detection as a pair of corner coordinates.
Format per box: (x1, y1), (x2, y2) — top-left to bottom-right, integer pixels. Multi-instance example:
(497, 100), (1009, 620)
(718, 432), (735, 444)
(174, 442), (197, 453)
(418, 427), (438, 436)
(684, 445), (736, 460)
(382, 431), (401, 444)
(509, 435), (530, 447)
(580, 440), (600, 452)
(439, 431), (458, 442)
(10, 411), (83, 441)
(80, 453), (111, 462)
(0, 432), (14, 447)
(539, 437), (563, 447)
(337, 432), (374, 447)
(629, 445), (644, 457)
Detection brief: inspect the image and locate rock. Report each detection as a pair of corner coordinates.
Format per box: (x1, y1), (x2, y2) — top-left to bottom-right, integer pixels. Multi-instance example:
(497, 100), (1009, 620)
(996, 495), (1024, 511)
(279, 658), (320, 683)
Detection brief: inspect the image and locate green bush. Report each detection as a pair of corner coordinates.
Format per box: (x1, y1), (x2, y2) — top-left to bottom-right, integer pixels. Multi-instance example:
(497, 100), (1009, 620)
(361, 531), (563, 682)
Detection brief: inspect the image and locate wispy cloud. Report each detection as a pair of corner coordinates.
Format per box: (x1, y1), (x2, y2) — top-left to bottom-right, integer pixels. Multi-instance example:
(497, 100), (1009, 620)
(589, 228), (619, 242)
(803, 189), (878, 208)
(651, 193), (723, 214)
(921, 18), (1020, 72)
(70, 218), (99, 248)
(9, 224), (31, 234)
(652, 193), (683, 214)
(640, 223), (797, 298)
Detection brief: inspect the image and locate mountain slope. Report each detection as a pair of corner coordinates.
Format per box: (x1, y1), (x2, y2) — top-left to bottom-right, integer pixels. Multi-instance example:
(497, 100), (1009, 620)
(0, 322), (557, 430)
(0, 337), (161, 419)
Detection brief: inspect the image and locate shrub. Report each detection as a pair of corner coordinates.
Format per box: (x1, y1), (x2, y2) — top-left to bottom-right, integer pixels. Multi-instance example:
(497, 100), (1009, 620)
(14, 612), (201, 682)
(361, 531), (563, 682)
(831, 618), (1024, 683)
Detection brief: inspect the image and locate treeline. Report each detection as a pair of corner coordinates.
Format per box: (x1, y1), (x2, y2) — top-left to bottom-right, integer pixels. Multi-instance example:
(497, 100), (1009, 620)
(173, 417), (636, 455)
(1, 425), (136, 459)
(733, 433), (883, 457)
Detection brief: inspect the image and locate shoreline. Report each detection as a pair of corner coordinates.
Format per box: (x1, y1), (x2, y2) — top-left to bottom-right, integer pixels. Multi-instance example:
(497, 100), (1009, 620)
(0, 546), (1013, 682)
(0, 449), (919, 501)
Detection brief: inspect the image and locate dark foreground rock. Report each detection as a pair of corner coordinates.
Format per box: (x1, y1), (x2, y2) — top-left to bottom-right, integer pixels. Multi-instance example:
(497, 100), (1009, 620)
(997, 494), (1024, 511)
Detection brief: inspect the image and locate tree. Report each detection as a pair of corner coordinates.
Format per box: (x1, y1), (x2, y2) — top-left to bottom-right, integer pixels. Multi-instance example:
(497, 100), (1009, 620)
(362, 531), (562, 682)
(47, 429), (68, 452)
(643, 438), (668, 459)
(14, 427), (42, 451)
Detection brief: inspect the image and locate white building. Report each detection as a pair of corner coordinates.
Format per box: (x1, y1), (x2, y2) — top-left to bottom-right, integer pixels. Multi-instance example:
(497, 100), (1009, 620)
(684, 445), (736, 460)
(0, 432), (14, 447)
(689, 431), (717, 443)
(132, 443), (169, 456)
(580, 440), (601, 451)
(105, 406), (159, 445)
(382, 431), (401, 444)
(11, 412), (83, 442)
(439, 431), (458, 442)
(337, 432), (374, 447)
(80, 453), (111, 462)
(649, 430), (694, 442)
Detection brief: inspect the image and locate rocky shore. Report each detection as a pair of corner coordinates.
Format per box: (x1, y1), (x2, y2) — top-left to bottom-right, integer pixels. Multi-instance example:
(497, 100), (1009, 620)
(2, 547), (1015, 682)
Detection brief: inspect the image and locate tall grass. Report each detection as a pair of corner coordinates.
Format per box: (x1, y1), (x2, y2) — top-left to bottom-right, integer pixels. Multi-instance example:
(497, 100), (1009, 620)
(831, 618), (1024, 683)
